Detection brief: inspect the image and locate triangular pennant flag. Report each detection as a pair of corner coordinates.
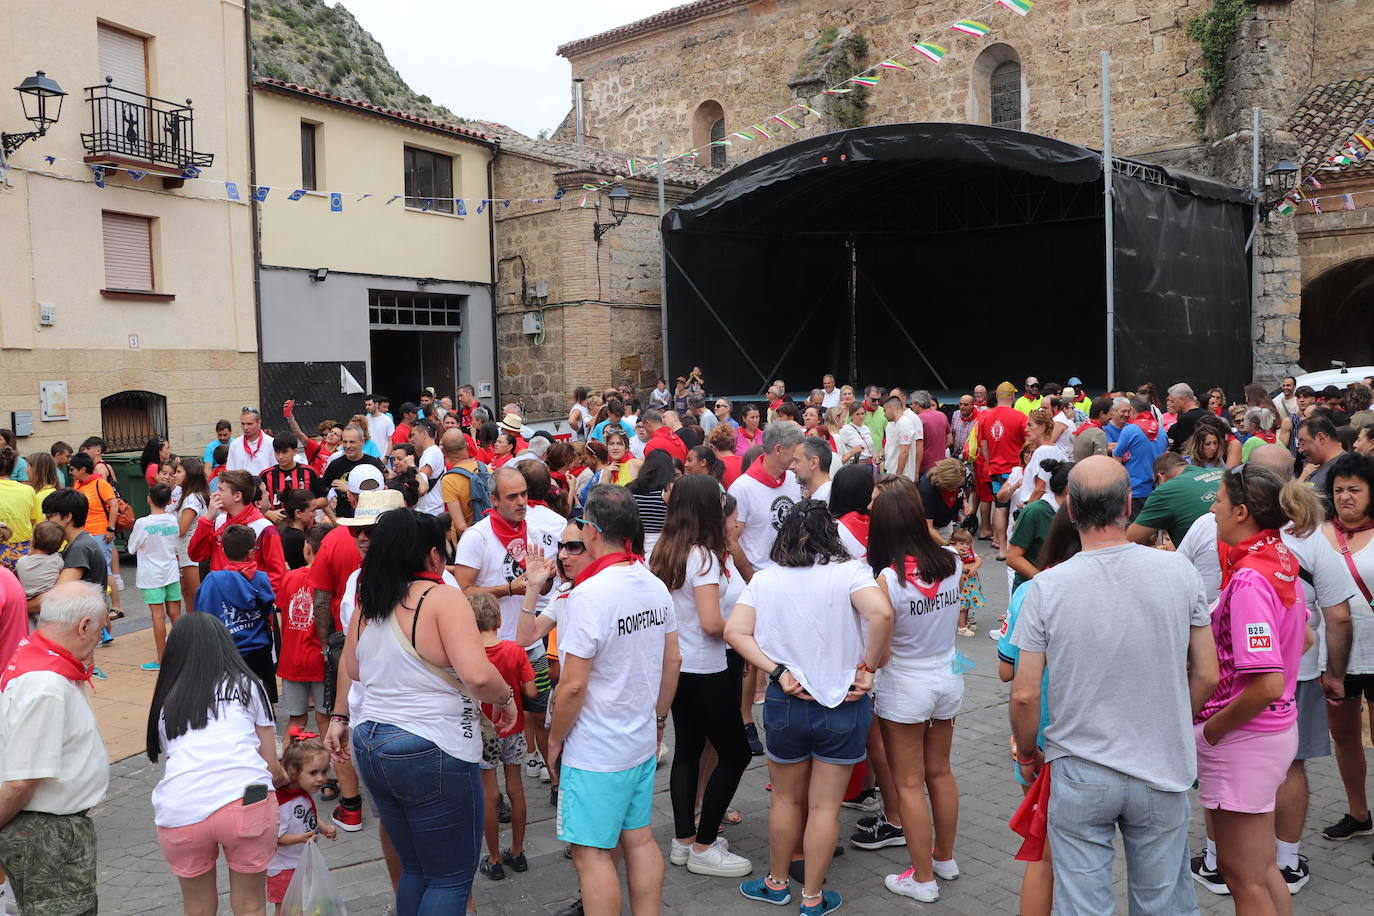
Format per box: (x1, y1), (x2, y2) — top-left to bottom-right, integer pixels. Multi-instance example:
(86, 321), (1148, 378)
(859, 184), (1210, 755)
(89, 165), (105, 188)
(43, 155), (55, 164)
(998, 0), (1033, 14)
(913, 43), (948, 62)
(503, 200), (510, 208)
(330, 192), (343, 212)
(254, 185), (270, 202)
(880, 58), (914, 72)
(1355, 133), (1373, 151)
(477, 201), (486, 214)
(386, 195), (400, 205)
(752, 123), (773, 138)
(225, 181), (240, 200)
(1276, 197), (1296, 216)
(421, 198), (433, 212)
(340, 364), (364, 396)
(127, 169), (147, 181)
(180, 165), (201, 179)
(287, 188), (306, 201)
(848, 76), (881, 87)
(579, 194), (588, 207)
(553, 187), (565, 200)
(1344, 194), (1357, 210)
(456, 199), (467, 215)
(951, 20), (992, 36)
(626, 158), (637, 177)
(1311, 199), (1322, 214)
(357, 194), (371, 202)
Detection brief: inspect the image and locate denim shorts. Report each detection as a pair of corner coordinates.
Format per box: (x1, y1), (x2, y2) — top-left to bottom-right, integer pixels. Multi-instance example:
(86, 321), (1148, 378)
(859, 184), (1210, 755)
(762, 681), (871, 766)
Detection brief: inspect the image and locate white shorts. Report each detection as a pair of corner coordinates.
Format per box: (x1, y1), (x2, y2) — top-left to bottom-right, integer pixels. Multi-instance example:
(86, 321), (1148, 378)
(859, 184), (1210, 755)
(874, 650), (964, 724)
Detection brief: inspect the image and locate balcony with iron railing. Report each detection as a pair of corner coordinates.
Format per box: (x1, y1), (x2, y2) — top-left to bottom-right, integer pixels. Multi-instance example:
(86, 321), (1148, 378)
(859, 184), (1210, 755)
(80, 79), (213, 186)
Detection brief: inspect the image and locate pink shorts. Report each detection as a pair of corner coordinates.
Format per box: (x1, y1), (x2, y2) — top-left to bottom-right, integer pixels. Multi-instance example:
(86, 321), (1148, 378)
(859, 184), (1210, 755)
(1195, 721), (1297, 814)
(156, 794), (278, 878)
(267, 868), (294, 903)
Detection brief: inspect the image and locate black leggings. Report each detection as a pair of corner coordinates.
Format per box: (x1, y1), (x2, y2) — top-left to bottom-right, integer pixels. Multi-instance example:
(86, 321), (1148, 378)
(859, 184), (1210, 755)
(670, 666), (752, 845)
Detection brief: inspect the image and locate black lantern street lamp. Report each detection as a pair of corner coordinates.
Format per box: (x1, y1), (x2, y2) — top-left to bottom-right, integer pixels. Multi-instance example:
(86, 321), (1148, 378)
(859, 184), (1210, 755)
(593, 186), (633, 241)
(2, 71), (67, 158)
(1265, 158), (1299, 192)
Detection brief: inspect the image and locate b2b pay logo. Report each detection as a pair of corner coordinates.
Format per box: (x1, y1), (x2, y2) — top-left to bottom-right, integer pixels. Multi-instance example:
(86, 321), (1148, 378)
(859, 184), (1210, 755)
(1246, 622), (1272, 652)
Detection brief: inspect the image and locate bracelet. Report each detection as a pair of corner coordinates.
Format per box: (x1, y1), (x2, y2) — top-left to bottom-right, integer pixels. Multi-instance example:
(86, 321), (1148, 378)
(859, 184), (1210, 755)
(656, 714), (669, 724)
(520, 606), (537, 616)
(508, 582), (513, 596)
(330, 714), (350, 723)
(856, 662), (876, 674)
(1015, 755), (1037, 765)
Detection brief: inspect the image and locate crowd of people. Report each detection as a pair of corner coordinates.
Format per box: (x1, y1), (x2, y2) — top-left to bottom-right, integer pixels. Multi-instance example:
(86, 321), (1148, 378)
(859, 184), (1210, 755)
(0, 367), (1372, 916)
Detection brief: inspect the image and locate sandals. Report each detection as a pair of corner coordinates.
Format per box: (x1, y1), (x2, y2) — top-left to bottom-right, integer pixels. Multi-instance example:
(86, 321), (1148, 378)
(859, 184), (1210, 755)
(108, 610), (125, 620)
(695, 809), (743, 832)
(320, 779), (340, 802)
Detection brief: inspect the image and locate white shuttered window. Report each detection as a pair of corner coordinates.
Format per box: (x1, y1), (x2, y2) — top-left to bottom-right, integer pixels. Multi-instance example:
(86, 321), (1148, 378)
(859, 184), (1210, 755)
(98, 24), (147, 94)
(102, 211), (154, 291)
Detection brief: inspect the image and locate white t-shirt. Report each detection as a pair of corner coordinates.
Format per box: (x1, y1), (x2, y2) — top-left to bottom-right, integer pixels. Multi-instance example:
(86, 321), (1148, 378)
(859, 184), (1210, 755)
(268, 791), (319, 876)
(879, 553), (963, 659)
(414, 443), (447, 515)
(1052, 412), (1076, 459)
(152, 682), (274, 827)
(226, 434), (275, 476)
(0, 671), (109, 815)
(726, 470), (803, 572)
(810, 479), (833, 503)
(366, 413), (395, 457)
(176, 492), (208, 557)
(1021, 445), (1061, 506)
(740, 559), (878, 707)
(700, 411), (720, 433)
(127, 511), (182, 588)
(884, 412), (922, 480)
(560, 563), (677, 772)
(1179, 514), (1360, 679)
(835, 422), (874, 462)
(629, 435), (647, 460)
(821, 388), (842, 409)
(455, 518), (544, 648)
(838, 520), (867, 561)
(721, 554), (744, 619)
(670, 547), (729, 674)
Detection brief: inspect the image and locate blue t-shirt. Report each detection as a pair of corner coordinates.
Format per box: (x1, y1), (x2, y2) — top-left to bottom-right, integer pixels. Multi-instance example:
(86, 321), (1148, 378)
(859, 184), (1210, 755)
(589, 419), (636, 442)
(203, 440), (222, 463)
(1115, 424), (1165, 498)
(998, 582), (1049, 785)
(1105, 422), (1125, 445)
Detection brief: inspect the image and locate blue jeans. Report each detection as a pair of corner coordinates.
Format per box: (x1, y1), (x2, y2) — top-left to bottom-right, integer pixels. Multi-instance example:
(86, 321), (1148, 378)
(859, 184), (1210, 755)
(353, 721), (482, 916)
(1047, 756), (1199, 916)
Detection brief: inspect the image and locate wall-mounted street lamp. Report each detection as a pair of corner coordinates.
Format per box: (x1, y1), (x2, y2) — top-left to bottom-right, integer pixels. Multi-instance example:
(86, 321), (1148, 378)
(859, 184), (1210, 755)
(310, 267), (329, 282)
(2, 71), (66, 158)
(592, 186), (632, 241)
(1264, 158), (1299, 192)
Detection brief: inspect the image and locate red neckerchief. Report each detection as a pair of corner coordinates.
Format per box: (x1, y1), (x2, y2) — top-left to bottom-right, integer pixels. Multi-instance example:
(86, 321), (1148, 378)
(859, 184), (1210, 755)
(528, 498), (548, 508)
(940, 487), (958, 509)
(901, 557), (943, 598)
(744, 456), (786, 488)
(1130, 411), (1159, 441)
(1073, 418), (1105, 437)
(221, 504), (265, 532)
(240, 433), (265, 461)
(225, 558), (261, 581)
(837, 511), (869, 547)
(973, 396), (988, 407)
(2, 630), (92, 690)
(413, 570), (444, 583)
(276, 786), (311, 806)
(572, 550), (638, 587)
(1256, 430), (1278, 444)
(485, 510), (528, 554)
(1219, 529), (1298, 606)
(769, 399), (784, 412)
(550, 471), (569, 489)
(1334, 517), (1374, 536)
(739, 426), (763, 446)
(569, 464), (587, 479)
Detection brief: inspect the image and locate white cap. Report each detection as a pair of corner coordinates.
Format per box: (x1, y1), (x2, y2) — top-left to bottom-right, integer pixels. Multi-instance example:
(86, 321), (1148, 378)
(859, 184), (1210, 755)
(347, 464), (385, 494)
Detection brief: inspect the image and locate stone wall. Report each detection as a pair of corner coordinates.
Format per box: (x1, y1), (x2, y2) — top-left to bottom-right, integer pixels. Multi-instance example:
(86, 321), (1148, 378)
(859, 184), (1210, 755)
(563, 0), (1213, 163)
(1310, 0), (1374, 86)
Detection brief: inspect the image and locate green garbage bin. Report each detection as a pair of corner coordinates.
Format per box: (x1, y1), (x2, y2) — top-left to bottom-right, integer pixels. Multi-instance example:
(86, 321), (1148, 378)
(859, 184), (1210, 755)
(101, 453), (150, 548)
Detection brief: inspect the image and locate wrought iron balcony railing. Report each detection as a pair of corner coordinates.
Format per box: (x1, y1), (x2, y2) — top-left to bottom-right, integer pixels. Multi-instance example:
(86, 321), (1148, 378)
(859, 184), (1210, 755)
(80, 79), (213, 172)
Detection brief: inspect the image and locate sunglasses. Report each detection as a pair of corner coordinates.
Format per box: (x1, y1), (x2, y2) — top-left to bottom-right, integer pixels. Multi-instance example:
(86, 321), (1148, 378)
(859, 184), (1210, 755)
(573, 516), (603, 533)
(558, 539), (586, 556)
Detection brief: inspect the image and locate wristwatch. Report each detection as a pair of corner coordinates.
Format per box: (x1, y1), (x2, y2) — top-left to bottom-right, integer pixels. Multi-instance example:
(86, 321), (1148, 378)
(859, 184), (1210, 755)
(768, 663), (787, 684)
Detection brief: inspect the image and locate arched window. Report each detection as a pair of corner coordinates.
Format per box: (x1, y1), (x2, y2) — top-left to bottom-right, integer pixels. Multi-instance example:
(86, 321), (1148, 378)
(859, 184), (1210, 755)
(991, 61), (1022, 130)
(101, 390), (167, 451)
(709, 117), (727, 169)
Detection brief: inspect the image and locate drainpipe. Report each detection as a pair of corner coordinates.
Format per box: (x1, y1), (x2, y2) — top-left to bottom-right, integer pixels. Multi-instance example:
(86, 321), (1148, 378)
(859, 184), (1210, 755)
(487, 144), (500, 409)
(574, 78), (585, 145)
(244, 0), (266, 412)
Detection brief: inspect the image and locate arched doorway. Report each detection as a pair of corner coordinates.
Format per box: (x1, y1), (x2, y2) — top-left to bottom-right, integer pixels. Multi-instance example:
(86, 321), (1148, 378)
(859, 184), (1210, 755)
(1301, 257), (1374, 370)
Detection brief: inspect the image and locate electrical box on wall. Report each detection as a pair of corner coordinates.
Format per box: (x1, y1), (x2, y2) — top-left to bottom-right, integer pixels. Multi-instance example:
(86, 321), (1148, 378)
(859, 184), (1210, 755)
(532, 281), (549, 299)
(38, 303), (55, 326)
(522, 312), (543, 335)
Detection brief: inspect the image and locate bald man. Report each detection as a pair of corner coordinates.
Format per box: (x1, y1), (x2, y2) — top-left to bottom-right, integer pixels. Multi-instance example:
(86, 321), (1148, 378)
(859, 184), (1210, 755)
(439, 428), (482, 536)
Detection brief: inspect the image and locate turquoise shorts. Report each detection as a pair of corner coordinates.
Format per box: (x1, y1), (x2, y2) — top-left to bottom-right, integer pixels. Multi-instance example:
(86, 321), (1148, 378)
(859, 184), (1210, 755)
(142, 581), (183, 605)
(556, 757), (655, 849)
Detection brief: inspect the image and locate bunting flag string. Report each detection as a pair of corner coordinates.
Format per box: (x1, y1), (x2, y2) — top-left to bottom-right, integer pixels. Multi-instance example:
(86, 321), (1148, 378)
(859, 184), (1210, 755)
(1271, 117), (1374, 219)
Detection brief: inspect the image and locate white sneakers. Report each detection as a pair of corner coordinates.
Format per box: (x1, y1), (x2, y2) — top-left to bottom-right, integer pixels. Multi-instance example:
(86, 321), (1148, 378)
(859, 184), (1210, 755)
(933, 857), (960, 880)
(669, 837), (750, 876)
(885, 869), (940, 902)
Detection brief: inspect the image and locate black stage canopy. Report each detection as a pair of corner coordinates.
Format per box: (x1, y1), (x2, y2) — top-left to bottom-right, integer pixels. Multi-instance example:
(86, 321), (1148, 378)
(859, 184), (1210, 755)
(662, 123), (1253, 399)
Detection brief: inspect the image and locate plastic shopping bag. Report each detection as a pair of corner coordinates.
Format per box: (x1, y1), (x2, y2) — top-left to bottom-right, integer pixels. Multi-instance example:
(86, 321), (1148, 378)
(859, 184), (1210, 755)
(280, 839), (347, 916)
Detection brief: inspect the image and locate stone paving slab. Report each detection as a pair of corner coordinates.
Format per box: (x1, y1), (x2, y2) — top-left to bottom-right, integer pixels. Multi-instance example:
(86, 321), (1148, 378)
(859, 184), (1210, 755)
(91, 543), (1374, 913)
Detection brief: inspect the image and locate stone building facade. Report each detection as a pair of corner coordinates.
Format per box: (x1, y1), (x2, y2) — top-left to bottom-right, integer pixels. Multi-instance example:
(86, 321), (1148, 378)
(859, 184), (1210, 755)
(536, 0), (1374, 388)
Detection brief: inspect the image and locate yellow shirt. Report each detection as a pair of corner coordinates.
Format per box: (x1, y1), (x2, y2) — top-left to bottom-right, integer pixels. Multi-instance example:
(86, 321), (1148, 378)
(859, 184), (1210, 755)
(1013, 396), (1043, 415)
(0, 478), (42, 543)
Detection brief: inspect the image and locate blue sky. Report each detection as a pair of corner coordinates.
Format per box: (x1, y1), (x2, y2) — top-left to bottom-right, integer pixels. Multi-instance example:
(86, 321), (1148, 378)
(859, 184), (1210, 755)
(338, 0), (682, 136)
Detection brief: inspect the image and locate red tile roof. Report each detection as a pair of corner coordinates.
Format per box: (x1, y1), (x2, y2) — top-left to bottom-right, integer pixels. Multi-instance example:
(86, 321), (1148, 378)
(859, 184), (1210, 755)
(1287, 78), (1374, 175)
(254, 78), (493, 146)
(557, 0), (752, 58)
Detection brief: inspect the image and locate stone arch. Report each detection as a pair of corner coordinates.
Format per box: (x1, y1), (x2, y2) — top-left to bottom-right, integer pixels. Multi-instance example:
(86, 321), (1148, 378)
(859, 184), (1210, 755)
(692, 100), (727, 168)
(967, 44), (1025, 130)
(1300, 256), (1374, 369)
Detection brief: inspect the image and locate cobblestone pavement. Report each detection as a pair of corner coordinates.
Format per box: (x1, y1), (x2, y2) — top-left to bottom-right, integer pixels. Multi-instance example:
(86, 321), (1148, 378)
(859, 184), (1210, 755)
(92, 541), (1374, 914)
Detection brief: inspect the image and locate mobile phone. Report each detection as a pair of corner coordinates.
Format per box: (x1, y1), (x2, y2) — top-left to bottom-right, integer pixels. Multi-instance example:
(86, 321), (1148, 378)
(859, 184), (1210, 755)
(242, 783), (269, 806)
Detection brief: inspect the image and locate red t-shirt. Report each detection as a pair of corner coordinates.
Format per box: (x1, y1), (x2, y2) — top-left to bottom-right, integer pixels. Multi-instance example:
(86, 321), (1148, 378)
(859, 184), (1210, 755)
(975, 406), (1029, 475)
(480, 640), (535, 738)
(308, 525), (359, 631)
(720, 454), (743, 487)
(391, 423), (412, 446)
(276, 566), (323, 681)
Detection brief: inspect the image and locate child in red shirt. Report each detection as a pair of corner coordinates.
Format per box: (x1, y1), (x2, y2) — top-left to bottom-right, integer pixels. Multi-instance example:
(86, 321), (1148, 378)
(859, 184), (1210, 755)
(277, 524), (333, 737)
(472, 593), (537, 880)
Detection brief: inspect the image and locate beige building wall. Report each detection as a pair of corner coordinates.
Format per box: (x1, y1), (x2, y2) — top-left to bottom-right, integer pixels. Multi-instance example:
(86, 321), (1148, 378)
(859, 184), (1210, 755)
(254, 88), (492, 281)
(0, 0), (255, 452)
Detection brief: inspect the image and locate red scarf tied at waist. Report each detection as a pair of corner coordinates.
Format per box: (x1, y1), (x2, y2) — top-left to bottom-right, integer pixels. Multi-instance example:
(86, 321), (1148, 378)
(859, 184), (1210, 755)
(1130, 411), (1159, 441)
(1009, 763), (1052, 861)
(1219, 529), (1298, 606)
(2, 630), (92, 691)
(745, 456), (787, 489)
(1073, 418), (1105, 437)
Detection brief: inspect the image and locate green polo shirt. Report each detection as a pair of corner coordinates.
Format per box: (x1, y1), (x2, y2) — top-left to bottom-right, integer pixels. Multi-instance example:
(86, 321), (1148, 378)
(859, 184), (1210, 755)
(864, 408), (888, 458)
(1133, 465), (1225, 546)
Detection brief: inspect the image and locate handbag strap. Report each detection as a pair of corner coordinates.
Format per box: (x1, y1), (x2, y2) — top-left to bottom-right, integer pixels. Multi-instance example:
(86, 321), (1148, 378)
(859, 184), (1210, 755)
(1334, 526), (1374, 605)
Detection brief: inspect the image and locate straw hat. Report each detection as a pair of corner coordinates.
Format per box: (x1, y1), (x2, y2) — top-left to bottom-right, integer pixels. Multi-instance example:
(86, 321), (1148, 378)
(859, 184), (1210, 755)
(498, 413), (524, 435)
(337, 487), (406, 526)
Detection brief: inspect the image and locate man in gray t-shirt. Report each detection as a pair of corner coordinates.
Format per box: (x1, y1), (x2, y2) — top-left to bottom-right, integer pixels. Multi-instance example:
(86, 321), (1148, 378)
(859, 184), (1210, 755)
(1009, 456), (1218, 915)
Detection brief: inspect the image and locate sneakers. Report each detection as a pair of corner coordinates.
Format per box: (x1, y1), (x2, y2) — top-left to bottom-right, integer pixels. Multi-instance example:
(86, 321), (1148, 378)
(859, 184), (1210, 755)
(932, 857), (960, 880)
(989, 615), (1008, 639)
(140, 661), (161, 671)
(687, 840), (753, 877)
(745, 722), (764, 756)
(90, 667), (108, 680)
(1189, 853), (1229, 895)
(1321, 812), (1374, 840)
(656, 742), (670, 767)
(739, 876), (791, 906)
(850, 813), (906, 850)
(957, 626), (976, 638)
(885, 869), (939, 903)
(840, 787), (881, 812)
(497, 793), (511, 824)
(1278, 854), (1309, 894)
(671, 836), (729, 866)
(799, 889), (842, 915)
(479, 855), (505, 880)
(501, 848), (528, 873)
(526, 755), (547, 781)
(332, 803), (363, 832)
